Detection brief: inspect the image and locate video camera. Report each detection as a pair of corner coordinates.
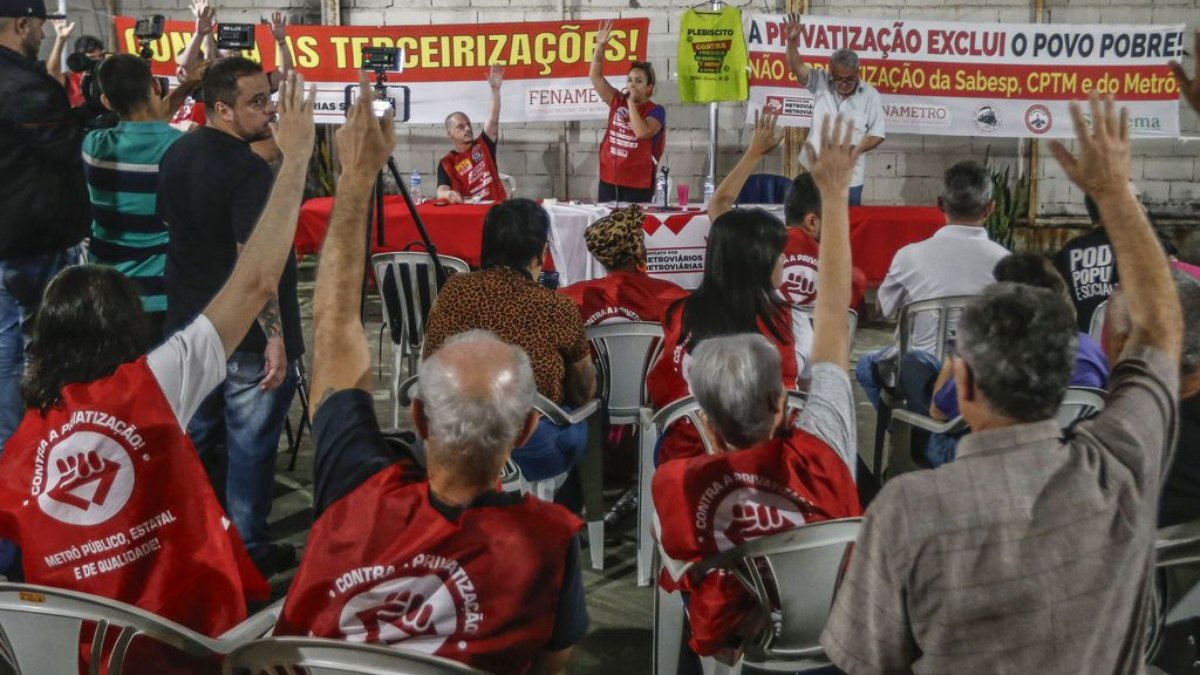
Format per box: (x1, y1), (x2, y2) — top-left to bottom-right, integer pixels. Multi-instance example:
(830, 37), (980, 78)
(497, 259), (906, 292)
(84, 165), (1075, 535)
(216, 23), (256, 51)
(344, 46), (410, 122)
(133, 14), (164, 60)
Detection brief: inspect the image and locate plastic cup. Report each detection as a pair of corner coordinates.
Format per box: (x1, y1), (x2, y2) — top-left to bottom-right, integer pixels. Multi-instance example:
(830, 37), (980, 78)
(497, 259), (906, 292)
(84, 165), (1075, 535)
(677, 183), (690, 207)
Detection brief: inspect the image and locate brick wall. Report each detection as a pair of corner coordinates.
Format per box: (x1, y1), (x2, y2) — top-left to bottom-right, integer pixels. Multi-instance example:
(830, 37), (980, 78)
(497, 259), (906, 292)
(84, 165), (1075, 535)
(89, 0), (1200, 219)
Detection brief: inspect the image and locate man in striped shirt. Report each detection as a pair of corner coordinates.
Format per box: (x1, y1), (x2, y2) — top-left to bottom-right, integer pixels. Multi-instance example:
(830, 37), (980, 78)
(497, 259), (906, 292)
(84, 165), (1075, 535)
(82, 54), (182, 332)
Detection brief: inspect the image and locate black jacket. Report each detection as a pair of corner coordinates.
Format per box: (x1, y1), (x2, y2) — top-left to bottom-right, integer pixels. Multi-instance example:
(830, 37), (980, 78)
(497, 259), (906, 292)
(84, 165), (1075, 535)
(0, 45), (89, 260)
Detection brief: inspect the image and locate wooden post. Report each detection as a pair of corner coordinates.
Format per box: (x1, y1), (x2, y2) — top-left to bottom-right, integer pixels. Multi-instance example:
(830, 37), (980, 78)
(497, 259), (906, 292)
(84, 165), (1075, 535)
(1026, 0), (1045, 228)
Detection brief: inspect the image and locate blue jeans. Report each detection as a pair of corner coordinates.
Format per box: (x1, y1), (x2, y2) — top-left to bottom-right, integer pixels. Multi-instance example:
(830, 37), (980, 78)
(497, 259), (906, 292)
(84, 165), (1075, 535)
(512, 415), (587, 482)
(848, 184), (863, 206)
(854, 349), (887, 410)
(187, 350), (298, 556)
(0, 246), (81, 449)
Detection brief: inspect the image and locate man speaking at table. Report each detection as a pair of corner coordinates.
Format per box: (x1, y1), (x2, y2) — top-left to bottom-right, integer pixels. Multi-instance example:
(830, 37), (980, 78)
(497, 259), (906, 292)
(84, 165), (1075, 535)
(437, 65), (507, 204)
(785, 14), (884, 206)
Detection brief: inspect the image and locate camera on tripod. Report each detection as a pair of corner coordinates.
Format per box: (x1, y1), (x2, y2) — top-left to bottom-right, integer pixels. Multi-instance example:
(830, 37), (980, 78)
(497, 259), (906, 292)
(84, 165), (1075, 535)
(133, 14), (163, 59)
(216, 23), (256, 51)
(343, 46), (410, 121)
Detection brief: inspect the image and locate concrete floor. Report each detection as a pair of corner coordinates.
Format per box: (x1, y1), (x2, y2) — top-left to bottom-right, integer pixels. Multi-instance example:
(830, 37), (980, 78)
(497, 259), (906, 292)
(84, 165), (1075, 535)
(274, 261), (897, 673)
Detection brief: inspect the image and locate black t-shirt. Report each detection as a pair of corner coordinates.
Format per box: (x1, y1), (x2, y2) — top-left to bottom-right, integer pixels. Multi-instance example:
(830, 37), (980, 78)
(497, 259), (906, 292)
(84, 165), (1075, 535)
(1052, 227), (1118, 333)
(157, 127), (304, 358)
(311, 388), (588, 651)
(1160, 395), (1200, 527)
(436, 132), (498, 189)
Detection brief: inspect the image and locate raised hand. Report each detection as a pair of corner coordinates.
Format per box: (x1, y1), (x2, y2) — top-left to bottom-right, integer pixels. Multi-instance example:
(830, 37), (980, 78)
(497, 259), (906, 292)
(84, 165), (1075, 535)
(805, 115), (859, 195)
(595, 19), (613, 51)
(269, 72), (317, 161)
(1169, 29), (1200, 114)
(50, 19), (75, 40)
(191, 0), (214, 34)
(267, 11), (287, 42)
(1048, 91), (1130, 201)
(337, 71), (397, 177)
(784, 13), (801, 46)
(749, 107), (783, 158)
(487, 64), (503, 91)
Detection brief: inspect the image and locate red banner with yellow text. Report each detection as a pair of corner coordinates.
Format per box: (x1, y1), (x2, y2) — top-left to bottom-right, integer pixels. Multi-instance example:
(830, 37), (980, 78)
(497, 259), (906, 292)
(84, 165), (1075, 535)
(114, 16), (649, 123)
(746, 14), (1183, 138)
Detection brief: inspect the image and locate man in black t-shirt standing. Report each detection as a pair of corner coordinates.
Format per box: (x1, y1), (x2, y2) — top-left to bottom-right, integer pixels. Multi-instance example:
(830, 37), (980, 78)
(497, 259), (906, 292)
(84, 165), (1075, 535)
(157, 56), (304, 576)
(1052, 193), (1121, 333)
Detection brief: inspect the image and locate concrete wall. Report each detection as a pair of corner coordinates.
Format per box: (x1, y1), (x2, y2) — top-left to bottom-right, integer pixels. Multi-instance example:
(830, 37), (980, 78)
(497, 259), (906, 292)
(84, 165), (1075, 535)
(80, 0), (1200, 218)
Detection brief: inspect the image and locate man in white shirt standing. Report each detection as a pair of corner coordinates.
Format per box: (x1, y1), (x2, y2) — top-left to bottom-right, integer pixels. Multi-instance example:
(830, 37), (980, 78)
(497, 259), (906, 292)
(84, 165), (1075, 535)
(785, 15), (885, 206)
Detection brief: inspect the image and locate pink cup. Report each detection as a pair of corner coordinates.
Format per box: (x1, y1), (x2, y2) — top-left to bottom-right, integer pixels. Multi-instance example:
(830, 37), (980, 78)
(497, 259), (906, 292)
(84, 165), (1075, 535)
(677, 183), (690, 207)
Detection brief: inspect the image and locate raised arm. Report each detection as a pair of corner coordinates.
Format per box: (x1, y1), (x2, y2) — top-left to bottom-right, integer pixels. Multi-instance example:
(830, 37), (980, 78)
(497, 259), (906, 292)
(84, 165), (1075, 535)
(308, 74), (397, 417)
(177, 0), (214, 78)
(784, 14), (810, 87)
(1049, 93), (1182, 360)
(266, 12), (292, 91)
(46, 20), (74, 86)
(708, 108), (782, 221)
(203, 73), (314, 357)
(805, 115), (858, 369)
(589, 20), (619, 106)
(1170, 29), (1200, 115)
(484, 64), (502, 140)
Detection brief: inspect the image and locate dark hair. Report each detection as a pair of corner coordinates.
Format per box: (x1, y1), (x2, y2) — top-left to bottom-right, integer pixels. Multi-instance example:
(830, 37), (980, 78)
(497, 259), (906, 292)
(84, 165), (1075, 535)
(957, 283), (1076, 423)
(97, 54), (154, 118)
(480, 198), (549, 276)
(202, 56), (264, 110)
(22, 266), (156, 414)
(630, 61), (656, 88)
(783, 173), (821, 227)
(941, 160), (993, 222)
(74, 34), (103, 54)
(682, 208), (789, 346)
(993, 253), (1072, 308)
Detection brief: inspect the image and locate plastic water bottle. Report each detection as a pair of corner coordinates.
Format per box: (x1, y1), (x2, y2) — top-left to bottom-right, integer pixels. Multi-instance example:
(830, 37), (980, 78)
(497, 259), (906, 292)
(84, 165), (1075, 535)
(410, 169), (423, 204)
(652, 171), (667, 207)
(703, 176), (715, 207)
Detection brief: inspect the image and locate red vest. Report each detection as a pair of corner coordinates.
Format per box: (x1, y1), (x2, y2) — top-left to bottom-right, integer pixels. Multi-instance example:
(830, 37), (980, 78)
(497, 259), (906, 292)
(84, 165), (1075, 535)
(438, 136), (507, 202)
(652, 427), (861, 654)
(781, 229), (867, 308)
(646, 300), (799, 463)
(599, 94), (664, 190)
(0, 358), (268, 636)
(277, 470), (581, 675)
(170, 97), (206, 127)
(559, 271), (688, 327)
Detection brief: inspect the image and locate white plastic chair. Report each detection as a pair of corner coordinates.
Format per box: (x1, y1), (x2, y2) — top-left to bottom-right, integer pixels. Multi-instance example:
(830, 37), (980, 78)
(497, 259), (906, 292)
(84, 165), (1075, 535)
(498, 173), (516, 198)
(1088, 298), (1109, 343)
(796, 306), (859, 362)
(0, 583), (280, 674)
(371, 252), (471, 428)
(221, 636), (483, 674)
(653, 518), (862, 673)
(586, 322), (664, 584)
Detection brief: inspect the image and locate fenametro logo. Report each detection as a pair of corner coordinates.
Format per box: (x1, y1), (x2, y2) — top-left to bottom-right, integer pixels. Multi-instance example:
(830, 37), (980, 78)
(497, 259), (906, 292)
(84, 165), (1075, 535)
(37, 432), (134, 527)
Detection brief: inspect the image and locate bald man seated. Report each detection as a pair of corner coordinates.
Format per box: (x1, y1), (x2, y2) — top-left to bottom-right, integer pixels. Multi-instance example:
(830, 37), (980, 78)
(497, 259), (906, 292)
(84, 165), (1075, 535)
(273, 90), (585, 675)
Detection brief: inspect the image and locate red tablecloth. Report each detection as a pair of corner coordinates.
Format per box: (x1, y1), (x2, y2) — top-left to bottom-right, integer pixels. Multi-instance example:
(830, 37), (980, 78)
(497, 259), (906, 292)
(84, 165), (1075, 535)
(296, 197), (946, 286)
(295, 197), (493, 266)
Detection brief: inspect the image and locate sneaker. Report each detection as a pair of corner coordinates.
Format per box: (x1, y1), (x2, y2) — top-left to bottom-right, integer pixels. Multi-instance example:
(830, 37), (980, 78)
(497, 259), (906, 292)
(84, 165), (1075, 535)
(251, 543), (297, 578)
(603, 487), (639, 527)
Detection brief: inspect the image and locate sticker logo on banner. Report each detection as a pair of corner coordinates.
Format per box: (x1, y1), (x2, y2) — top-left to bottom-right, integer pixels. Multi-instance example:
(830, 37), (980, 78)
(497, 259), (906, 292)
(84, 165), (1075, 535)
(1025, 104), (1052, 135)
(38, 432), (134, 526)
(712, 488), (806, 550)
(975, 104), (1001, 133)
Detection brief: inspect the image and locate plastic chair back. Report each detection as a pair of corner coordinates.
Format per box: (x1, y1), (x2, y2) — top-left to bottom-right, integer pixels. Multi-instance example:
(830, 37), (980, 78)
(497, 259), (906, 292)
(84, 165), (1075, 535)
(796, 306), (859, 361)
(0, 583), (241, 673)
(499, 173), (517, 198)
(896, 295), (977, 362)
(371, 251), (470, 361)
(1055, 386), (1106, 429)
(221, 636), (483, 675)
(689, 519), (862, 669)
(586, 321), (664, 424)
(1088, 299), (1109, 342)
(736, 174), (793, 205)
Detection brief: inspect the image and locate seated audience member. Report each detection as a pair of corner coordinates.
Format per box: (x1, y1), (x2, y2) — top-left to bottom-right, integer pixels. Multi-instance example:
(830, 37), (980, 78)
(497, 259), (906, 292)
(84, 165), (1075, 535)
(646, 207), (809, 464)
(653, 117), (862, 661)
(276, 98), (585, 673)
(855, 160), (1009, 411)
(822, 94), (1183, 673)
(0, 73), (316, 640)
(559, 204), (687, 326)
(437, 65), (507, 203)
(907, 252), (1110, 466)
(82, 54), (183, 334)
(423, 199), (597, 490)
(707, 109), (866, 309)
(1052, 192), (1122, 332)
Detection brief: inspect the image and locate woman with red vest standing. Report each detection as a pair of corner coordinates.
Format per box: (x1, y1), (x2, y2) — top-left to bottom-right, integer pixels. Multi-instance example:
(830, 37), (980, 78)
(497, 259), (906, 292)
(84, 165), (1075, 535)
(647, 209), (813, 464)
(590, 20), (665, 203)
